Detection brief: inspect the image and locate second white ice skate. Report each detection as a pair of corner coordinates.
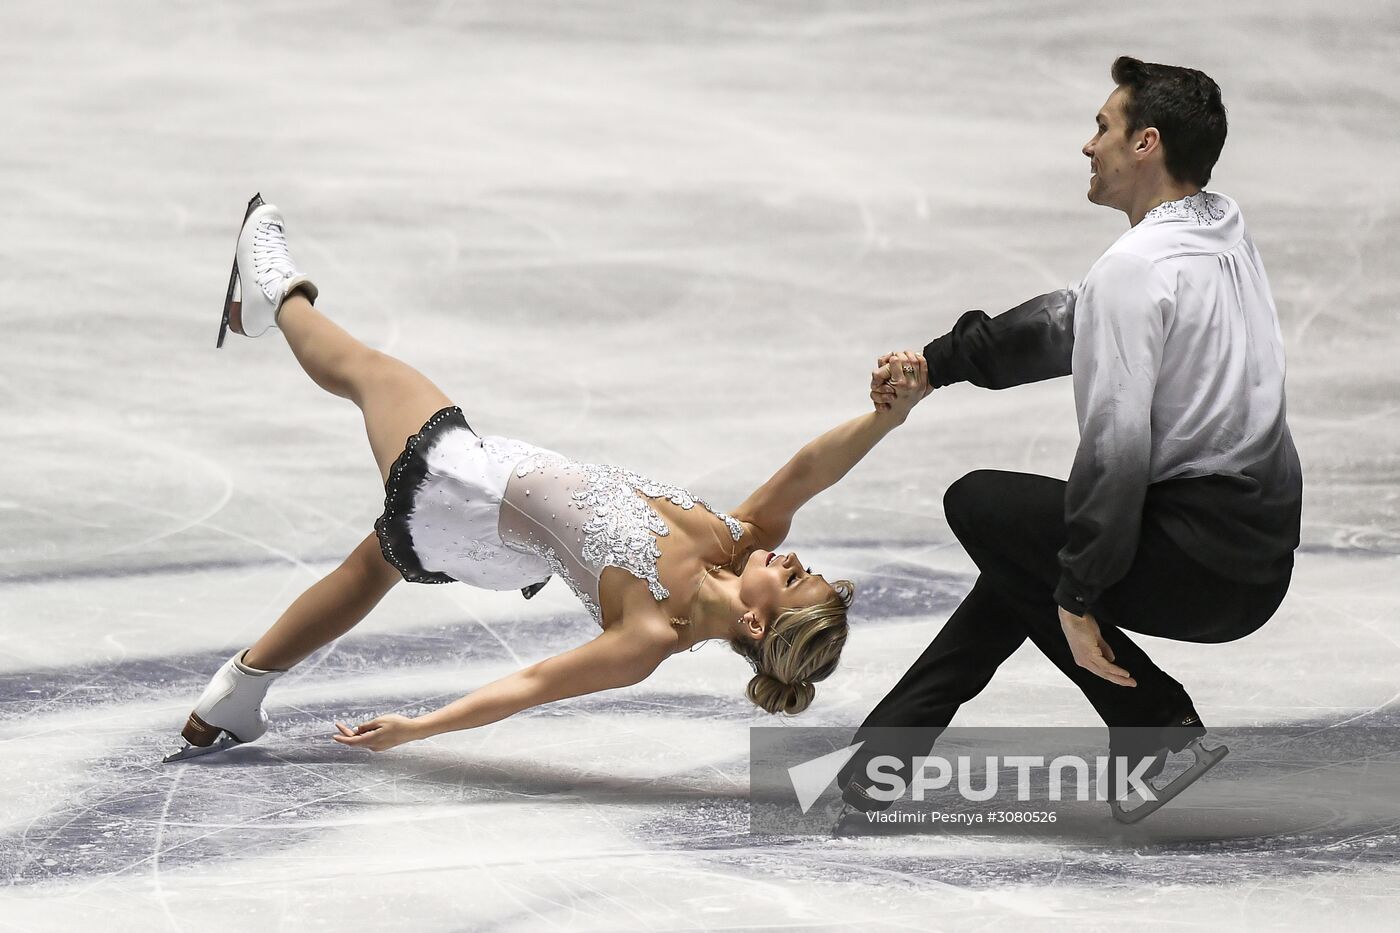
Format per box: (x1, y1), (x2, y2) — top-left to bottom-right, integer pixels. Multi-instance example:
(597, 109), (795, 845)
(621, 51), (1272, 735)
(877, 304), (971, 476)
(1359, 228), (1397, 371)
(163, 651), (286, 763)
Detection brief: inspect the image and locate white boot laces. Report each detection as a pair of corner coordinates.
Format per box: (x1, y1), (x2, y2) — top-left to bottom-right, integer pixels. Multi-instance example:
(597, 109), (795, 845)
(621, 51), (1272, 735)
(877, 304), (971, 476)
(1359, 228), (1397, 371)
(250, 218), (298, 299)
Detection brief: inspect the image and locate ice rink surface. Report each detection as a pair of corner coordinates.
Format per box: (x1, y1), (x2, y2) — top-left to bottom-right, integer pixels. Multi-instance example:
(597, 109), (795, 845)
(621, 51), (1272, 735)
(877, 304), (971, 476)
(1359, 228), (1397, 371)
(3, 1), (1399, 929)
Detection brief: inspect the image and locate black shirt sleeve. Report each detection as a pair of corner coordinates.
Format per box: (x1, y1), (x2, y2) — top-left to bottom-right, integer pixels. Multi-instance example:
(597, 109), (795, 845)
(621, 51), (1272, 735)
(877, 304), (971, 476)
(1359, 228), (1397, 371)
(922, 289), (1076, 390)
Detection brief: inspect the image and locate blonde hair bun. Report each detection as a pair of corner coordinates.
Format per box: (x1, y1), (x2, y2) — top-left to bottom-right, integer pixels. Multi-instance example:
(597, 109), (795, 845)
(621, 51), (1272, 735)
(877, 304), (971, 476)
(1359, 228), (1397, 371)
(730, 578), (855, 716)
(747, 672), (816, 715)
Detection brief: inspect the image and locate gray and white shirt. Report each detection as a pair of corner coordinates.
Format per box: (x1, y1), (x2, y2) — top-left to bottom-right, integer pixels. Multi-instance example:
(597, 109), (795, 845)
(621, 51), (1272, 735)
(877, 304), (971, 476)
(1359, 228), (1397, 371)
(923, 191), (1302, 612)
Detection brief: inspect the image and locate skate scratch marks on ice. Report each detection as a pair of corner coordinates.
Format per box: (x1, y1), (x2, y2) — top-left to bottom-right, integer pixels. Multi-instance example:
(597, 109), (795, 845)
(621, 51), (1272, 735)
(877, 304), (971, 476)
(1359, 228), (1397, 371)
(793, 854), (972, 903)
(1288, 596), (1400, 734)
(152, 767), (184, 932)
(91, 428), (236, 557)
(69, 760), (478, 900)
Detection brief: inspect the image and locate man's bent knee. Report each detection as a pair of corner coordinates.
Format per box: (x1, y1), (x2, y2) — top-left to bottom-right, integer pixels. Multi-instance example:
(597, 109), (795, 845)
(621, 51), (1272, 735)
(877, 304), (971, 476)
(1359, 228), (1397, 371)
(943, 470), (1004, 540)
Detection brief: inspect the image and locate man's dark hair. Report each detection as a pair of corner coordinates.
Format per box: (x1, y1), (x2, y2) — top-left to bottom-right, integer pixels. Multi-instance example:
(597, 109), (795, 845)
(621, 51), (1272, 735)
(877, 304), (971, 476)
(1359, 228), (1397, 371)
(1111, 56), (1227, 187)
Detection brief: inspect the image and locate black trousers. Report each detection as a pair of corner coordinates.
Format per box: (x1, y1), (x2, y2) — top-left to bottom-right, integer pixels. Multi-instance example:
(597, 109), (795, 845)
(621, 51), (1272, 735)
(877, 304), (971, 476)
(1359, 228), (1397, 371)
(857, 469), (1291, 734)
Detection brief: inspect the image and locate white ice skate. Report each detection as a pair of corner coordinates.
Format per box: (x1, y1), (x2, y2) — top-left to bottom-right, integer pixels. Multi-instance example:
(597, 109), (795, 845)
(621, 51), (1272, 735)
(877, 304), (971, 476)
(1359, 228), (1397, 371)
(216, 193), (318, 346)
(163, 651), (286, 762)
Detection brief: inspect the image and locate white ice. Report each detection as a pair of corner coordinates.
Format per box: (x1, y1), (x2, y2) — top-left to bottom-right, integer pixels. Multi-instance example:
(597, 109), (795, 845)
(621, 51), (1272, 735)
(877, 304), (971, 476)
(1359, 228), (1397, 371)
(3, 1), (1399, 930)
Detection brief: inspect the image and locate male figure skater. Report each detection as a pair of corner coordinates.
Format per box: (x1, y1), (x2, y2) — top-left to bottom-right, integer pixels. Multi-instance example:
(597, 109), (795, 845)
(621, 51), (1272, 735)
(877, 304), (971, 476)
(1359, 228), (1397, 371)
(842, 57), (1302, 822)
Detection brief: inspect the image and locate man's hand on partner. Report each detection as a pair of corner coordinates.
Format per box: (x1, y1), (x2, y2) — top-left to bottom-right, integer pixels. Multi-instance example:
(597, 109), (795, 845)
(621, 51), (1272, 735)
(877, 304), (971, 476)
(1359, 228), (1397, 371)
(1058, 607), (1137, 687)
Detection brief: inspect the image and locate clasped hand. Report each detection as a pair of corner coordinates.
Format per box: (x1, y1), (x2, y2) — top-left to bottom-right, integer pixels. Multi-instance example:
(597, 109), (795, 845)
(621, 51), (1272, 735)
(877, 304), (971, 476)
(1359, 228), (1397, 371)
(869, 350), (932, 418)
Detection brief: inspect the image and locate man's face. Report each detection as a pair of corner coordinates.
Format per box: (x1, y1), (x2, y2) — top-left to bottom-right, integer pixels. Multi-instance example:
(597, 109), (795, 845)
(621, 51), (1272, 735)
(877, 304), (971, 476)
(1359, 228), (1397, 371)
(1082, 86), (1138, 209)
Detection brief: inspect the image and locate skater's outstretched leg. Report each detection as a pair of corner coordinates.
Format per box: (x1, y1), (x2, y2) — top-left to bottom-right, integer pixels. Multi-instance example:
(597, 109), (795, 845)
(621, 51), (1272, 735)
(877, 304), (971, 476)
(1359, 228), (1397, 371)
(244, 531), (400, 671)
(276, 292), (454, 482)
(174, 201), (450, 761)
(223, 198), (455, 482)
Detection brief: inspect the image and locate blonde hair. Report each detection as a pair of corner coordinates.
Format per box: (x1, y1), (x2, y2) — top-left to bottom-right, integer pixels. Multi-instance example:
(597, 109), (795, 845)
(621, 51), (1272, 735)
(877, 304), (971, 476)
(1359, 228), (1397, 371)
(732, 580), (855, 715)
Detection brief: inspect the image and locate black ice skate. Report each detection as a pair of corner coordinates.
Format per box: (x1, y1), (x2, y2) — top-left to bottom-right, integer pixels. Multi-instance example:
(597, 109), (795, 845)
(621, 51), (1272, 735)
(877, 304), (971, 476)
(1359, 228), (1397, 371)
(831, 725), (943, 835)
(831, 784), (884, 837)
(1106, 707), (1229, 824)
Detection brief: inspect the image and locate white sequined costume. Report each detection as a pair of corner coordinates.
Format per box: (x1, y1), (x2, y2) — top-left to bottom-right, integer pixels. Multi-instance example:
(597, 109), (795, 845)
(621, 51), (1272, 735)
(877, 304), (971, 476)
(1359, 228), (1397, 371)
(375, 407), (745, 625)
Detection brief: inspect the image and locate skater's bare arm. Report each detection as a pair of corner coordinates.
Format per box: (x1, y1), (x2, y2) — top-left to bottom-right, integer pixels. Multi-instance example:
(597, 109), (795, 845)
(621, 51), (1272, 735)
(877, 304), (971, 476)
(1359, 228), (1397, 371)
(418, 629), (670, 733)
(732, 352), (927, 548)
(333, 626), (673, 751)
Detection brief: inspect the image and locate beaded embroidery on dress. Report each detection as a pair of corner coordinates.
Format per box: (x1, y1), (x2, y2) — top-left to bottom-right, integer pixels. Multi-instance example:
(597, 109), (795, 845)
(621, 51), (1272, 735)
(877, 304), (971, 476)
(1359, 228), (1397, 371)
(498, 452), (745, 625)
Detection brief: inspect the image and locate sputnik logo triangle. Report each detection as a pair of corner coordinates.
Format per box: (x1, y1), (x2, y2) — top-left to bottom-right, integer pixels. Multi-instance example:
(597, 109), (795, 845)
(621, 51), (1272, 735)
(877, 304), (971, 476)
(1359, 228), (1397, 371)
(787, 742), (864, 814)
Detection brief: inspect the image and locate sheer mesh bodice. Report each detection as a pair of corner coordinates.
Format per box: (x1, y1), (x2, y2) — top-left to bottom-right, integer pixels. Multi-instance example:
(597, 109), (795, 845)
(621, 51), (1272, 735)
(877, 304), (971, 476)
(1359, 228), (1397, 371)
(497, 451), (745, 625)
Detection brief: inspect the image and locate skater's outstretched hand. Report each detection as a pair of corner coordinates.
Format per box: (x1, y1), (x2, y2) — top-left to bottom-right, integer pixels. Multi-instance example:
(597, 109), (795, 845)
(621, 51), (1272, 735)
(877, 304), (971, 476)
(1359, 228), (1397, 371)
(333, 715), (425, 752)
(1058, 608), (1137, 687)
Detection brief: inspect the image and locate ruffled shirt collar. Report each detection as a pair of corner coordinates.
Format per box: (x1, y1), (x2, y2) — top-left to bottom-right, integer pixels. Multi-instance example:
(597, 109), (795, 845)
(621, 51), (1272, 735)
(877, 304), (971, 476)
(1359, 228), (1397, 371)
(1141, 190), (1227, 226)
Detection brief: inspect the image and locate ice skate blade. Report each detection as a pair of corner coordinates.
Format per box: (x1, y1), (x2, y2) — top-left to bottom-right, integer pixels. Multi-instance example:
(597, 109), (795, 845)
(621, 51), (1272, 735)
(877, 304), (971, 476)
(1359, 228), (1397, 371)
(216, 192), (265, 348)
(162, 734), (245, 763)
(1110, 738), (1229, 824)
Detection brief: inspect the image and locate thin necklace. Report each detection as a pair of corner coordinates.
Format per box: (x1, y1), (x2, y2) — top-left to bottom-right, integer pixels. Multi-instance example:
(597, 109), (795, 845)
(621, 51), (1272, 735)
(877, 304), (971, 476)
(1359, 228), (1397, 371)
(674, 563), (720, 647)
(674, 533), (749, 650)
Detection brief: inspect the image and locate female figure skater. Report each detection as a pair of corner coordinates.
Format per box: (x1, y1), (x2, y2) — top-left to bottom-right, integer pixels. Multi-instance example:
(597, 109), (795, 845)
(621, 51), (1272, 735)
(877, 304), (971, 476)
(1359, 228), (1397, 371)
(166, 196), (929, 761)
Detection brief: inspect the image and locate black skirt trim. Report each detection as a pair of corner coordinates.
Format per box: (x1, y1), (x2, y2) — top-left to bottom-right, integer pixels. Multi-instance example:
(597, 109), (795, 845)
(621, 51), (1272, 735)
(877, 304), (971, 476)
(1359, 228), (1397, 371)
(374, 406), (473, 584)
